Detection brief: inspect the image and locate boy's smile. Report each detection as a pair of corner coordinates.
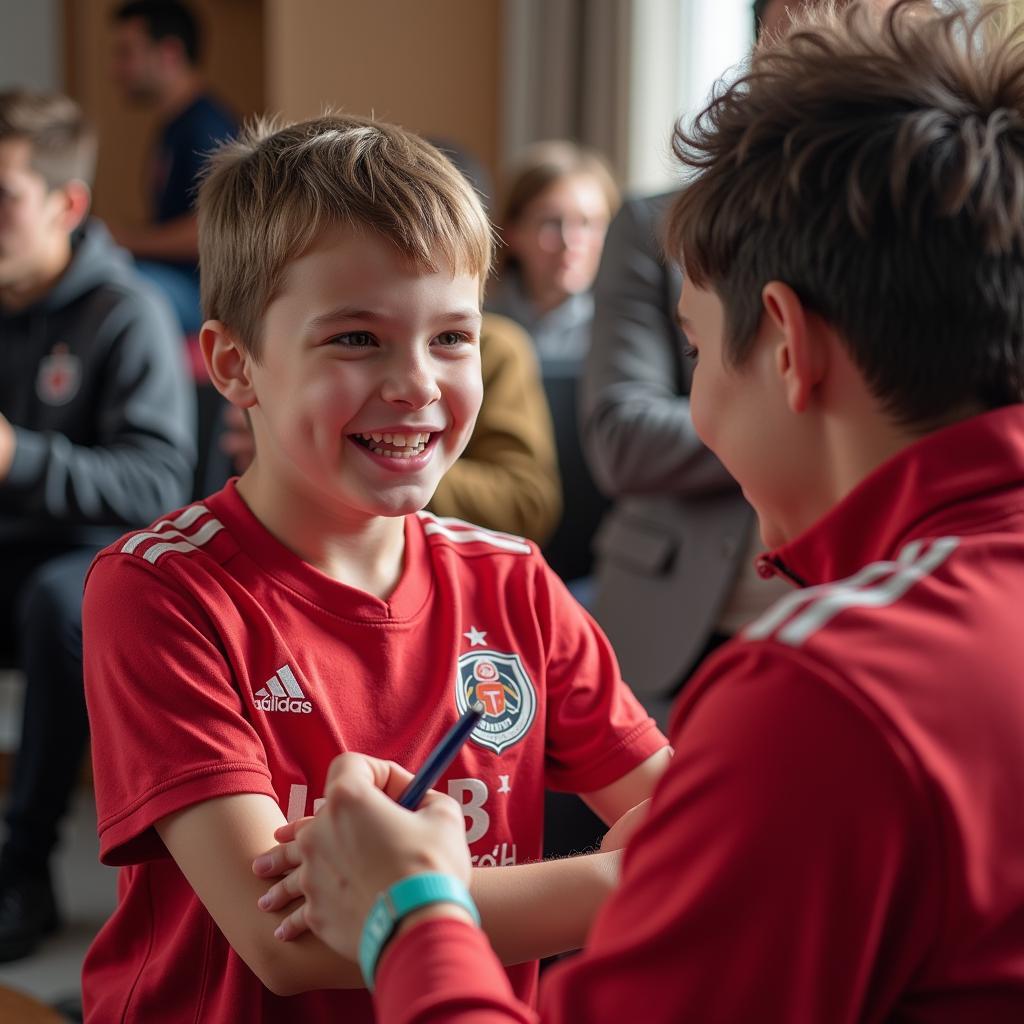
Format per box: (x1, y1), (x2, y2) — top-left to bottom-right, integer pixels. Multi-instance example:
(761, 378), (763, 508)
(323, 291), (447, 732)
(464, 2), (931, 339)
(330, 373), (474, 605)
(227, 225), (483, 547)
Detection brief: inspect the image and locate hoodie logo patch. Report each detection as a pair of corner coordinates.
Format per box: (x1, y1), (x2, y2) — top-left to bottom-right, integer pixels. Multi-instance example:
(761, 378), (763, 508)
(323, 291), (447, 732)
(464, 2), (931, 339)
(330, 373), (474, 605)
(37, 345), (81, 406)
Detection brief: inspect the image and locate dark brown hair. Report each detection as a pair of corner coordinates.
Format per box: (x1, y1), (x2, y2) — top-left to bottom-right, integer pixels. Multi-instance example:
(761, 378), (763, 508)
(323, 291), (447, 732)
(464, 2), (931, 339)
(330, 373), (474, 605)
(114, 1), (200, 65)
(668, 0), (1024, 425)
(0, 90), (97, 190)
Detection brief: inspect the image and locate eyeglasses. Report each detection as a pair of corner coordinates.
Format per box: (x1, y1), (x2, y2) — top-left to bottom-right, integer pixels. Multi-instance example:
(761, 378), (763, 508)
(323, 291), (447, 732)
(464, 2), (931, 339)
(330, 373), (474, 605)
(523, 214), (609, 251)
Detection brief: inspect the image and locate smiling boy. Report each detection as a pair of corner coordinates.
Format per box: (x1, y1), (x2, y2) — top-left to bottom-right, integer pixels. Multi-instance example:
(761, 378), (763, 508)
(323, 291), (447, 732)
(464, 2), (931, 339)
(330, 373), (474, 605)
(79, 115), (668, 1023)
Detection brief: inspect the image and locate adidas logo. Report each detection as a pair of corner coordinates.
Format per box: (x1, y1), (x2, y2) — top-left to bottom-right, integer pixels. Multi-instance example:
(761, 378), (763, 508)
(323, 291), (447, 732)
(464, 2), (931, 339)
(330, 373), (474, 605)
(254, 664), (312, 715)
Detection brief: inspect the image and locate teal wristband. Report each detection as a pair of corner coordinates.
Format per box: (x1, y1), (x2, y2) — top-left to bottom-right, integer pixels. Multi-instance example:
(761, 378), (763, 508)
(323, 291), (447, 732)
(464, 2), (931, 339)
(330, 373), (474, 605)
(358, 872), (479, 990)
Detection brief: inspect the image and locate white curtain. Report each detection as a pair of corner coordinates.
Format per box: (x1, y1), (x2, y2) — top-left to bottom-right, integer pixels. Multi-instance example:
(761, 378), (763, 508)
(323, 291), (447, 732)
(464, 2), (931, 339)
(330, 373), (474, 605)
(501, 0), (752, 194)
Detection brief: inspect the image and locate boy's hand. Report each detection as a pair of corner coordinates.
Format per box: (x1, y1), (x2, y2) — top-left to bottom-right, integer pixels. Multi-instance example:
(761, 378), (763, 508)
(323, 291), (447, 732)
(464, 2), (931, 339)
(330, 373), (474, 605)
(600, 798), (652, 853)
(252, 817), (315, 939)
(279, 752), (471, 961)
(252, 816), (313, 880)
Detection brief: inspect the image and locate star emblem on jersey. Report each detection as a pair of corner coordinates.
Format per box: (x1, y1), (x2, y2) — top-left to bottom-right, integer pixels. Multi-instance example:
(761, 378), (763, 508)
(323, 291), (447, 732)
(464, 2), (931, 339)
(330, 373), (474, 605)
(463, 625), (487, 647)
(253, 664), (313, 715)
(454, 650), (536, 755)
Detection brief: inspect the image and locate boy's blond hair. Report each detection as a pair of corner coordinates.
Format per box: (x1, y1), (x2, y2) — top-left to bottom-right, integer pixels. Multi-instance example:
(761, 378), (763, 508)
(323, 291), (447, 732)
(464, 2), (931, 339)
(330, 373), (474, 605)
(198, 113), (493, 355)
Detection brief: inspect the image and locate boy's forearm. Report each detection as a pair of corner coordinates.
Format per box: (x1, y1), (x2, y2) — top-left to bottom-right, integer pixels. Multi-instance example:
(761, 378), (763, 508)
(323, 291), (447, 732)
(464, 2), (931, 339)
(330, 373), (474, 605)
(254, 929), (364, 995)
(157, 793), (366, 996)
(471, 850), (621, 964)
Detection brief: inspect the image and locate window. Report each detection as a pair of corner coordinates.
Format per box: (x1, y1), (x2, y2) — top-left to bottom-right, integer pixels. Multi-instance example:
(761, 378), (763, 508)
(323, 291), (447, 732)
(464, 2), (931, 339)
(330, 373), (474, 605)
(625, 0), (753, 193)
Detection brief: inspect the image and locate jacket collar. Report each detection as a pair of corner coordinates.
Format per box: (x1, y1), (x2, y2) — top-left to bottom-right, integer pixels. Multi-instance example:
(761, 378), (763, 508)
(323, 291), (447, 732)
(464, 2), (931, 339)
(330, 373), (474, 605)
(760, 405), (1024, 587)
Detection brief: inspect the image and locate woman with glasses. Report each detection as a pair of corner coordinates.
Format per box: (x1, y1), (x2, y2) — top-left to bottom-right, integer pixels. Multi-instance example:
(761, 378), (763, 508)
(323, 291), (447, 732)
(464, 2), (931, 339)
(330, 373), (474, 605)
(488, 141), (619, 367)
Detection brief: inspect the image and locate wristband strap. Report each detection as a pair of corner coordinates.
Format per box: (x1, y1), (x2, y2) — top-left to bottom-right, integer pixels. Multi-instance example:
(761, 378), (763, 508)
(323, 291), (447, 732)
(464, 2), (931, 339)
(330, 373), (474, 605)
(359, 872), (479, 990)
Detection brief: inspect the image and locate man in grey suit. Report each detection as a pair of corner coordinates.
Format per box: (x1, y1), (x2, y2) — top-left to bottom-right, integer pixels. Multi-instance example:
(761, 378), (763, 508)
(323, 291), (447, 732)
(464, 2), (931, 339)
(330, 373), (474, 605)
(579, 0), (848, 724)
(581, 194), (788, 725)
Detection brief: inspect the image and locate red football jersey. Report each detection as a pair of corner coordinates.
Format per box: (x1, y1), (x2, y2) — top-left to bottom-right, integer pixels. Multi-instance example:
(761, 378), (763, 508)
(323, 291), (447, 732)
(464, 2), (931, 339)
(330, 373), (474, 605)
(373, 406), (1024, 1024)
(81, 481), (665, 1023)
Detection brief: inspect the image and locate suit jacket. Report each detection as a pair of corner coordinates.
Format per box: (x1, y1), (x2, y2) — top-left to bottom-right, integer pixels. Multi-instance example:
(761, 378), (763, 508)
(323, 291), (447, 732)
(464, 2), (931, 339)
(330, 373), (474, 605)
(580, 193), (755, 717)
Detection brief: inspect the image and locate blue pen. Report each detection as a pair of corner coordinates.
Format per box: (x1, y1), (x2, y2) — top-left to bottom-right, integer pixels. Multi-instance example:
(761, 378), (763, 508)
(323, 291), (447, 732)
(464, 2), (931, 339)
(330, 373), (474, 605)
(398, 700), (484, 809)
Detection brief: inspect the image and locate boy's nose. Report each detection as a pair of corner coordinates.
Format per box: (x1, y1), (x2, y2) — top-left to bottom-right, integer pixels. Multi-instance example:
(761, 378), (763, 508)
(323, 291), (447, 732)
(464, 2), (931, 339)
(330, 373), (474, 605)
(380, 357), (442, 408)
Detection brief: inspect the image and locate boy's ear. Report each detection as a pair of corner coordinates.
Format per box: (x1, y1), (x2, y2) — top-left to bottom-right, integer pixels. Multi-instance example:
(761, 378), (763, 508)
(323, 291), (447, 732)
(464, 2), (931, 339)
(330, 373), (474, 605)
(761, 281), (826, 414)
(55, 180), (91, 234)
(200, 320), (258, 408)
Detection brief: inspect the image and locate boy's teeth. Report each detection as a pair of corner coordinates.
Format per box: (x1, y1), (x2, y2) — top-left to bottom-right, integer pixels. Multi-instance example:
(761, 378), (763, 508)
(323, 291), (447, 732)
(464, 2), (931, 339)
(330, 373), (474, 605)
(356, 431), (432, 454)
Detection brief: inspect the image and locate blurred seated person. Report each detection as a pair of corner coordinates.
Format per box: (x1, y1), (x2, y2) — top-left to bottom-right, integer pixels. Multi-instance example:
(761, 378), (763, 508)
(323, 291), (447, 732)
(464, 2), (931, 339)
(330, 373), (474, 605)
(0, 90), (195, 961)
(214, 313), (562, 545)
(108, 0), (237, 334)
(488, 142), (619, 366)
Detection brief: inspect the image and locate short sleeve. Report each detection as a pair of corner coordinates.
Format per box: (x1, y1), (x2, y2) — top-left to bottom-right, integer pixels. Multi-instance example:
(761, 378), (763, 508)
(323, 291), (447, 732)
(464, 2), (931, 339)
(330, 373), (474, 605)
(83, 551), (275, 865)
(536, 562), (667, 792)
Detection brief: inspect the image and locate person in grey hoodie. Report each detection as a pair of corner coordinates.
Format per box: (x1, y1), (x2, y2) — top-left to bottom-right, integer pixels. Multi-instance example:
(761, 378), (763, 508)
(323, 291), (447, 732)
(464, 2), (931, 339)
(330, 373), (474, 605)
(0, 90), (195, 961)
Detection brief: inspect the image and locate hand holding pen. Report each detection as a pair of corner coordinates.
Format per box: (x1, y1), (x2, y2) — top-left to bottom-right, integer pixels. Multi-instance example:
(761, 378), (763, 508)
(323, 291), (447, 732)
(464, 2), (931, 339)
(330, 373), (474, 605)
(255, 703), (484, 941)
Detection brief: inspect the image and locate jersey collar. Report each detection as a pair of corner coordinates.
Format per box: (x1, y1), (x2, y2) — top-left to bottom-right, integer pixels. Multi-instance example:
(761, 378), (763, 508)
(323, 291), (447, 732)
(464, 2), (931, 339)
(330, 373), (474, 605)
(762, 405), (1024, 588)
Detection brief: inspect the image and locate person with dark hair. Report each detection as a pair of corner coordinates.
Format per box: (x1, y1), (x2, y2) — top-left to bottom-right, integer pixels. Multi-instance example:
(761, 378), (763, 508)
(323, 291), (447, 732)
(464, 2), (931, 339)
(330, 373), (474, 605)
(271, 2), (1024, 1022)
(0, 90), (195, 961)
(109, 0), (236, 333)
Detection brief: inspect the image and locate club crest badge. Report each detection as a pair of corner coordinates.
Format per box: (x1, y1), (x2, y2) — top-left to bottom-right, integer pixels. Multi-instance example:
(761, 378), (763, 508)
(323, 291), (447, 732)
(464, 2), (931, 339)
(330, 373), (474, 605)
(455, 650), (537, 755)
(36, 345), (81, 406)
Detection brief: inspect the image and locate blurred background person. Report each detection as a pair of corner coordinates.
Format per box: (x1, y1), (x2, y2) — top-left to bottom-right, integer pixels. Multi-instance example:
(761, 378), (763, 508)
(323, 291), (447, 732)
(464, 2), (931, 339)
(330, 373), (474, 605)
(107, 0), (236, 334)
(0, 89), (194, 964)
(488, 141), (619, 367)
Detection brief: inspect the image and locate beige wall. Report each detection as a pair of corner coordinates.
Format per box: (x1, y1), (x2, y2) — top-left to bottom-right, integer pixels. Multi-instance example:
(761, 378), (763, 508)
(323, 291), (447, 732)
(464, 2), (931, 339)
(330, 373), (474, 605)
(64, 0), (502, 226)
(265, 0), (502, 189)
(65, 0), (265, 226)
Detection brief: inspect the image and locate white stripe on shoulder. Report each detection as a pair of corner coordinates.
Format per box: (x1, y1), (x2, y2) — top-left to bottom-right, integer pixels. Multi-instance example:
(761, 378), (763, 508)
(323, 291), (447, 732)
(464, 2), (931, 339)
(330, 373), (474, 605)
(745, 537), (959, 648)
(121, 508), (225, 565)
(121, 505), (211, 553)
(417, 511), (531, 555)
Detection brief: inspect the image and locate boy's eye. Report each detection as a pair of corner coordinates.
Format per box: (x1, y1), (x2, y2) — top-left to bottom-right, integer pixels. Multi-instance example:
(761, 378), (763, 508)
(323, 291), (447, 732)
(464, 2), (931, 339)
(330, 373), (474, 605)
(683, 343), (699, 362)
(434, 331), (469, 347)
(331, 331), (376, 347)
